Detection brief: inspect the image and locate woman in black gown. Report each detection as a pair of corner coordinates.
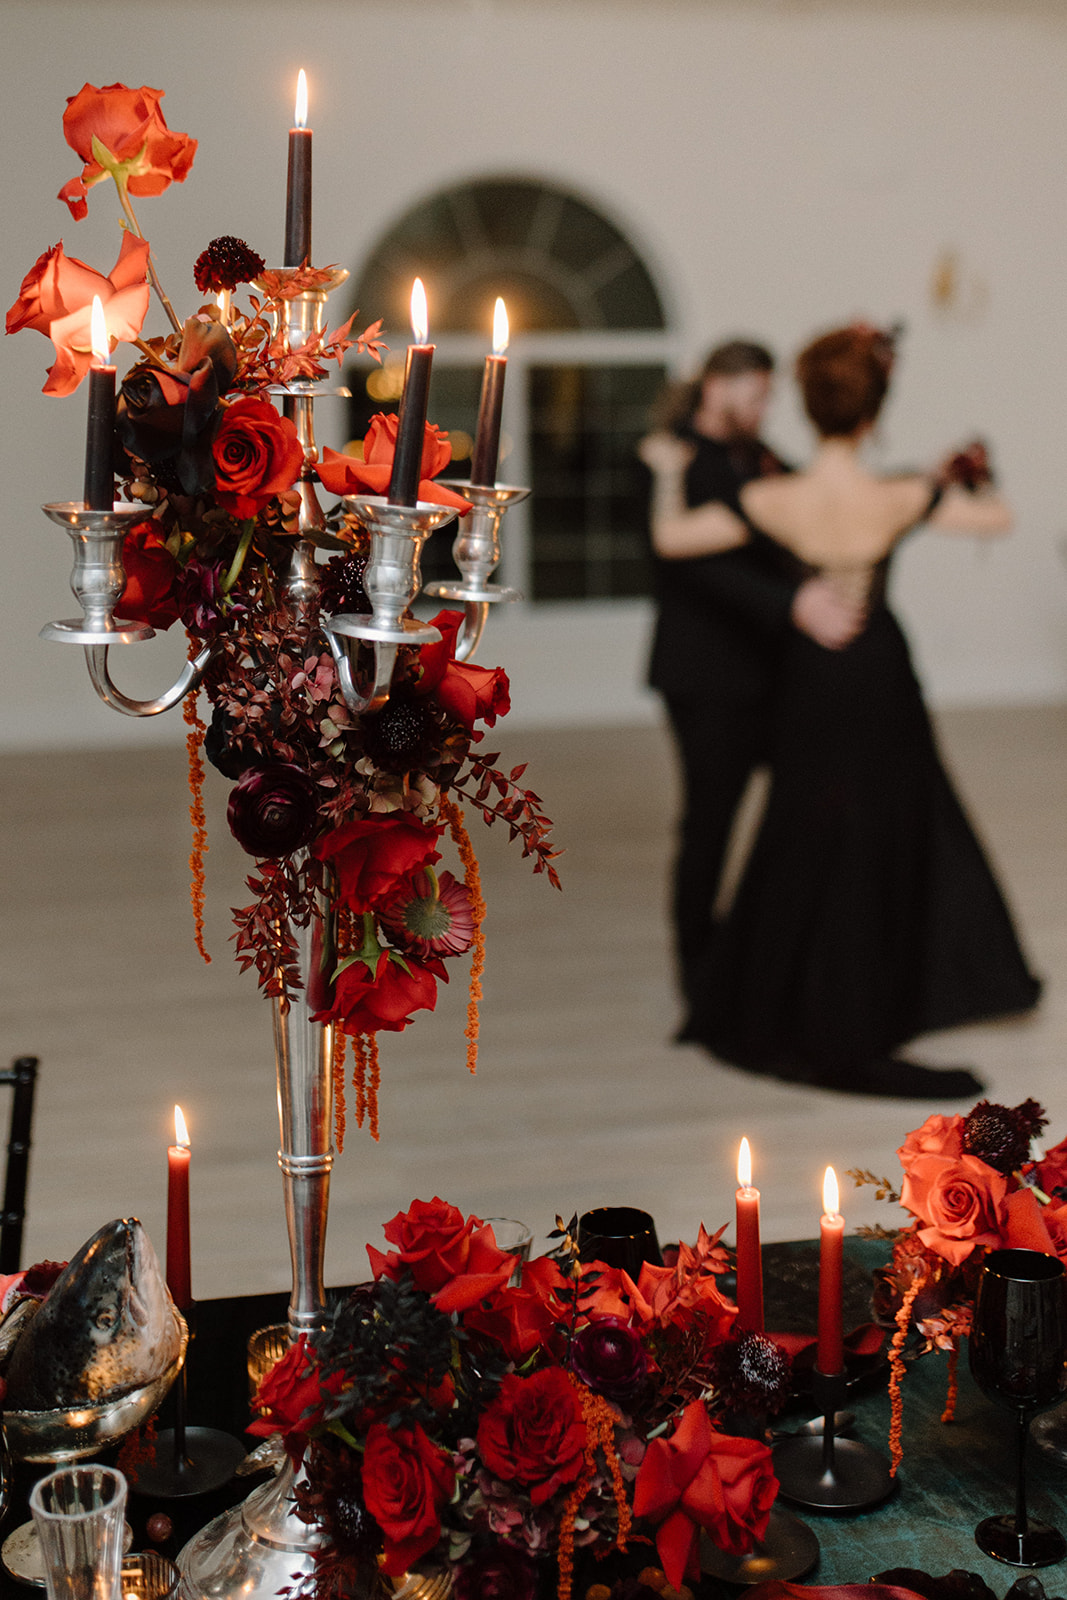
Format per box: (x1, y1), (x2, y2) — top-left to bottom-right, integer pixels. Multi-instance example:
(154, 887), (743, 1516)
(645, 324), (1041, 1099)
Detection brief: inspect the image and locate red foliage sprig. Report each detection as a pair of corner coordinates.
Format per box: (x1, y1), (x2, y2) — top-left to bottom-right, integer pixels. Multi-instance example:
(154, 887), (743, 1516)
(454, 752), (563, 890)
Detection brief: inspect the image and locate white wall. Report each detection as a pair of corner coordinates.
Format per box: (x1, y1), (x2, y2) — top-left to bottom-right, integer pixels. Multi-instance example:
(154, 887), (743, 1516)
(2, 0), (1065, 744)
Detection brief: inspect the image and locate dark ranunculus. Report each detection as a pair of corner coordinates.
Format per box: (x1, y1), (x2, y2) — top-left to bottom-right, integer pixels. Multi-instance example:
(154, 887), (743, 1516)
(568, 1315), (649, 1405)
(212, 395), (304, 519)
(227, 762), (318, 858)
(454, 1545), (538, 1600)
(118, 316), (237, 494)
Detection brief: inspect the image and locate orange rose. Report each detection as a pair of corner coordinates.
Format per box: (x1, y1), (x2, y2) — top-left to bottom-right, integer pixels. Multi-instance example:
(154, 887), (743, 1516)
(59, 83), (197, 220)
(211, 396), (304, 519)
(897, 1113), (965, 1172)
(317, 414), (472, 512)
(900, 1153), (1009, 1266)
(6, 232), (150, 396)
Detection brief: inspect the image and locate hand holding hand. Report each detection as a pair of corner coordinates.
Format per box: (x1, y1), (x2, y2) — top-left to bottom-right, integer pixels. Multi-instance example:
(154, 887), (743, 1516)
(791, 575), (866, 650)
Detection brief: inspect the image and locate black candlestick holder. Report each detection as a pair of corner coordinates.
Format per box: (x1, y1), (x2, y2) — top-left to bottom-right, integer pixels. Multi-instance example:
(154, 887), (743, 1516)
(130, 1315), (246, 1500)
(772, 1368), (894, 1512)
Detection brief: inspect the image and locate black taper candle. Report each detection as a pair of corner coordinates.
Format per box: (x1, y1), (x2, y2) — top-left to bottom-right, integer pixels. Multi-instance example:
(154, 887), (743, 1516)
(284, 127), (313, 267)
(84, 363), (117, 510)
(470, 353), (507, 487)
(387, 343), (435, 506)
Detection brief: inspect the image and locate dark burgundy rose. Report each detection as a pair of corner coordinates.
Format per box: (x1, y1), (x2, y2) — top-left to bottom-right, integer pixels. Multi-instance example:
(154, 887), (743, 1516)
(118, 316), (237, 495)
(568, 1315), (649, 1404)
(227, 762), (318, 858)
(454, 1545), (537, 1600)
(178, 558), (231, 636)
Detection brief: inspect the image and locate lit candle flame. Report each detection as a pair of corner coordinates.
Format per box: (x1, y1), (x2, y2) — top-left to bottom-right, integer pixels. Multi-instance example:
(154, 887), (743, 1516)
(738, 1136), (753, 1190)
(174, 1105), (190, 1148)
(90, 296), (109, 366)
(410, 278), (428, 345)
(294, 69), (308, 130)
(493, 296), (509, 355)
(823, 1165), (840, 1217)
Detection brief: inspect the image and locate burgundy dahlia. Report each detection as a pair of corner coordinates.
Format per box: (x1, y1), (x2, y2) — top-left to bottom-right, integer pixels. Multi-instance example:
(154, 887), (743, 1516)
(193, 235), (266, 294)
(227, 762), (318, 858)
(454, 1545), (537, 1600)
(568, 1316), (649, 1405)
(962, 1098), (1047, 1175)
(708, 1331), (793, 1417)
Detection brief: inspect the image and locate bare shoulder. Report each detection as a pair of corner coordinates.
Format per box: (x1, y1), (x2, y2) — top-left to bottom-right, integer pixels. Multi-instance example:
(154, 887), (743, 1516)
(880, 473), (937, 524)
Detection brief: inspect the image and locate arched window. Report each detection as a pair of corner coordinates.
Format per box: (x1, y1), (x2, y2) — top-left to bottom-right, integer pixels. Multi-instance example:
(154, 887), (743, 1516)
(345, 179), (676, 603)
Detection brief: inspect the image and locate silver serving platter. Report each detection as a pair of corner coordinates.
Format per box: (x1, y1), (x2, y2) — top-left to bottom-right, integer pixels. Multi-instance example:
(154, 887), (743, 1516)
(4, 1311), (188, 1464)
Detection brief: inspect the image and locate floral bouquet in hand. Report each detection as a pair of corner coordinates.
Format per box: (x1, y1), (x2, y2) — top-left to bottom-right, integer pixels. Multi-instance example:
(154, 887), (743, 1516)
(250, 1199), (789, 1600)
(7, 84), (561, 1143)
(850, 1096), (1067, 1471)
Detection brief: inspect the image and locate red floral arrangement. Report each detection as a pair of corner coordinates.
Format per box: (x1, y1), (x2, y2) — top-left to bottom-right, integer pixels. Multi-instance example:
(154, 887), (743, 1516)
(250, 1199), (788, 1600)
(7, 84), (560, 1142)
(850, 1096), (1067, 1471)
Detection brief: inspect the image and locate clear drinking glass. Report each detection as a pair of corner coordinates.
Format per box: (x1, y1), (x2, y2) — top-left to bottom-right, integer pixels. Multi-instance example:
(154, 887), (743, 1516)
(29, 1465), (128, 1600)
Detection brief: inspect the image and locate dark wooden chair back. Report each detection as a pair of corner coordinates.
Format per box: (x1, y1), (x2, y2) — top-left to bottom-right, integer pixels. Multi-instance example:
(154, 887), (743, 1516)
(0, 1057), (37, 1273)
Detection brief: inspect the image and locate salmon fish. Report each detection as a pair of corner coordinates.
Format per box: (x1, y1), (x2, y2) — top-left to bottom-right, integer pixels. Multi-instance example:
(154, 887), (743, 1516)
(3, 1218), (183, 1409)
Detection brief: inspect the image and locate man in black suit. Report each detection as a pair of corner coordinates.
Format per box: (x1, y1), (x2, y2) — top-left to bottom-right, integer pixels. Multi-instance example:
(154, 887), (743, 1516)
(642, 340), (863, 1027)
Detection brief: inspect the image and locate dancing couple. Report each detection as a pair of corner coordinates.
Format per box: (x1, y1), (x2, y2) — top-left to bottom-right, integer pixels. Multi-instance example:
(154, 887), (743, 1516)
(642, 326), (1040, 1101)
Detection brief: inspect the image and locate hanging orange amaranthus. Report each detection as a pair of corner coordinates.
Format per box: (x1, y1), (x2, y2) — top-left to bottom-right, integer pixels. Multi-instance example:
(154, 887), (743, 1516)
(888, 1267), (927, 1476)
(556, 1378), (631, 1600)
(941, 1342), (960, 1425)
(330, 906), (354, 1152)
(439, 796), (486, 1074)
(183, 685), (210, 964)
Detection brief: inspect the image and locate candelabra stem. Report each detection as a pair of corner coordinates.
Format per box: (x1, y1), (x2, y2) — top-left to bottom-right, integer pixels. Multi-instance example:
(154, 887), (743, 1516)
(271, 863), (335, 1341)
(456, 601), (489, 663)
(85, 642), (217, 718)
(324, 632), (399, 716)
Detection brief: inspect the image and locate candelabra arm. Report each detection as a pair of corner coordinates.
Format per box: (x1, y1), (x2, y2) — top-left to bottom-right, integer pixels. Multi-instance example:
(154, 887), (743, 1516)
(324, 629), (398, 716)
(84, 641), (218, 718)
(456, 601), (490, 662)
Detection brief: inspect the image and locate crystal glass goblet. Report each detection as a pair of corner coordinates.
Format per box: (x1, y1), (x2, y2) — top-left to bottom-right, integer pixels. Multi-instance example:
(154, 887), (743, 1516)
(969, 1247), (1067, 1567)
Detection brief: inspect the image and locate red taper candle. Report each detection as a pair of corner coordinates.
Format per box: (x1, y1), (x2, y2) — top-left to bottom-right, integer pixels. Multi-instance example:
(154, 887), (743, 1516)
(284, 70), (312, 267)
(470, 297), (509, 487)
(735, 1136), (764, 1331)
(817, 1165), (845, 1374)
(166, 1104), (192, 1310)
(388, 278), (434, 507)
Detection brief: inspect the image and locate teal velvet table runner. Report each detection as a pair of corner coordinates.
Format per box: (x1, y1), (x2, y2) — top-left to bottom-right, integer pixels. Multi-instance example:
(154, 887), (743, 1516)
(771, 1238), (1067, 1591)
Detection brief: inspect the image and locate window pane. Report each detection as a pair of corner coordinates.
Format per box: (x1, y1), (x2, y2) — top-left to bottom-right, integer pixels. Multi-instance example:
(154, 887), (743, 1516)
(528, 364), (664, 601)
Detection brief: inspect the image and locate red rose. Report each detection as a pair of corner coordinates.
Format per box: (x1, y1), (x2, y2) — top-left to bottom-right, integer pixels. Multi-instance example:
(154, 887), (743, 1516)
(361, 1420), (455, 1576)
(898, 1113), (965, 1172)
(211, 396), (303, 519)
(317, 414), (472, 512)
(634, 1402), (778, 1588)
(247, 1336), (338, 1458)
(900, 1153), (1009, 1266)
(462, 1256), (568, 1361)
(58, 83), (197, 220)
(368, 1197), (515, 1311)
(476, 1369), (587, 1506)
(6, 232), (151, 397)
(416, 611), (511, 731)
(1037, 1136), (1067, 1197)
(313, 950), (445, 1037)
(313, 815), (443, 914)
(118, 522), (180, 629)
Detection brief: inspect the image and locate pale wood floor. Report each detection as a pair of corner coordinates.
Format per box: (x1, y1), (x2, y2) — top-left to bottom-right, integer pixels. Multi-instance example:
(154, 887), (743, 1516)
(1, 706), (1063, 1301)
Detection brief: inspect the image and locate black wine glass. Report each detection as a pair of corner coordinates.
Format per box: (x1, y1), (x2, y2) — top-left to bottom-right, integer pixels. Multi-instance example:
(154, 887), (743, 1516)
(968, 1247), (1067, 1567)
(577, 1207), (662, 1277)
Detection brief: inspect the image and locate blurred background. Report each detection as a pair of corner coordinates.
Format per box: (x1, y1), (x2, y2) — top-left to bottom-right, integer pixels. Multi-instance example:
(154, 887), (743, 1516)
(1, 0), (1064, 1295)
